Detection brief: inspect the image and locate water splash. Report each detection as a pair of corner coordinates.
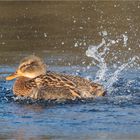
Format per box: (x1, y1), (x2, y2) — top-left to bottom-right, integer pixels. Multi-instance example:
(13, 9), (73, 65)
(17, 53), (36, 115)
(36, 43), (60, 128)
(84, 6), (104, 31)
(86, 31), (139, 93)
(105, 56), (138, 92)
(86, 38), (108, 82)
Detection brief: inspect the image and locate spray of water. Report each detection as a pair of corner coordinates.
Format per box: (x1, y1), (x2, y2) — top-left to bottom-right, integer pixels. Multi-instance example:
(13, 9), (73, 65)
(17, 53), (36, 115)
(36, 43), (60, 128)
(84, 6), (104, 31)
(86, 38), (108, 82)
(105, 56), (138, 92)
(86, 31), (139, 93)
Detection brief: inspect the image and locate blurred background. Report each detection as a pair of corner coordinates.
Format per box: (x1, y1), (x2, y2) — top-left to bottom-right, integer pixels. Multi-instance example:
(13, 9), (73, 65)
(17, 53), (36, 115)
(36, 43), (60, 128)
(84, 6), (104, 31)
(0, 1), (139, 67)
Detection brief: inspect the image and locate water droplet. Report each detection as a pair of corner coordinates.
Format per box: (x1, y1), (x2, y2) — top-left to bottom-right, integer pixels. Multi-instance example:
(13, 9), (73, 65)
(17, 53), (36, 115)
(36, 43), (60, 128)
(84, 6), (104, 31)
(17, 35), (20, 39)
(44, 33), (47, 38)
(2, 42), (5, 45)
(61, 42), (64, 45)
(73, 20), (76, 23)
(74, 42), (78, 47)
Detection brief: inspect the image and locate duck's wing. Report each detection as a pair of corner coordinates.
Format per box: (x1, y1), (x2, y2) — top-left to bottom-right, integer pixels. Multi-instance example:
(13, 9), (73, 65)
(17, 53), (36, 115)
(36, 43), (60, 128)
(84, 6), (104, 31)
(46, 72), (106, 97)
(26, 71), (105, 99)
(29, 72), (82, 98)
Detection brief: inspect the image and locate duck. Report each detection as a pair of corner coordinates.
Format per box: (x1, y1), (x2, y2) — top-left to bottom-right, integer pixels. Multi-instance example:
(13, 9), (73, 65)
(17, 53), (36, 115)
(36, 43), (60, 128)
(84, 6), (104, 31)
(6, 55), (106, 100)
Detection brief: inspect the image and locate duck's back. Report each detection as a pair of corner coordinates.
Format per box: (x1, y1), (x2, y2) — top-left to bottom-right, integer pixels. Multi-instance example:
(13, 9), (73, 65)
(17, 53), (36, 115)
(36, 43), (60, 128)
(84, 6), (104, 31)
(31, 71), (106, 100)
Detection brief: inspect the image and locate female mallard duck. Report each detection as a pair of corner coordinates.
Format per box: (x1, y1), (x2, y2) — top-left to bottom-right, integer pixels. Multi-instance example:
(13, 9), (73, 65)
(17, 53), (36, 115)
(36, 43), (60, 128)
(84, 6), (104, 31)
(6, 55), (106, 100)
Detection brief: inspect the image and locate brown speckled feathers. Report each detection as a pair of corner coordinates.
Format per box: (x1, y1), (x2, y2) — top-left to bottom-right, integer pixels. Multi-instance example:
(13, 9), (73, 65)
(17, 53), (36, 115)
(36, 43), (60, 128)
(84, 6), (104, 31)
(19, 71), (105, 100)
(6, 55), (106, 100)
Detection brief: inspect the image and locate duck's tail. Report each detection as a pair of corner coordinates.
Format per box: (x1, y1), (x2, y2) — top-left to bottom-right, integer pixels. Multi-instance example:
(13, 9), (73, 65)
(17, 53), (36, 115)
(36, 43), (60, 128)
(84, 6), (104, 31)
(91, 83), (106, 96)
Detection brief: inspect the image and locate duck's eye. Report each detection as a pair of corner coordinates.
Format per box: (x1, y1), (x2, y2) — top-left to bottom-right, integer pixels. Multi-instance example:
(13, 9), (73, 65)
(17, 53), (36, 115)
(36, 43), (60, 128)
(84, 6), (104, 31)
(30, 61), (38, 67)
(20, 64), (30, 71)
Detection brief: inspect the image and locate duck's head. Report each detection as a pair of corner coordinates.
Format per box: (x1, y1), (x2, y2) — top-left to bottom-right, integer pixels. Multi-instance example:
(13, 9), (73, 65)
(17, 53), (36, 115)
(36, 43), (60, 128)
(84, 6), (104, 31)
(6, 55), (47, 80)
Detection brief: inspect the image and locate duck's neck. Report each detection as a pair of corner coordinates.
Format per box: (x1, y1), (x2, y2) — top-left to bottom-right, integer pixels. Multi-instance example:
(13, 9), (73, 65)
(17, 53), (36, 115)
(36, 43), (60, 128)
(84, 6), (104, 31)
(13, 77), (32, 96)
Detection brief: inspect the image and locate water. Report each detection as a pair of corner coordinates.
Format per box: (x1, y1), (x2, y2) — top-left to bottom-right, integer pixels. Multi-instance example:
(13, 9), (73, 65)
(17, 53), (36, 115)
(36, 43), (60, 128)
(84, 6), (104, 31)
(0, 1), (140, 140)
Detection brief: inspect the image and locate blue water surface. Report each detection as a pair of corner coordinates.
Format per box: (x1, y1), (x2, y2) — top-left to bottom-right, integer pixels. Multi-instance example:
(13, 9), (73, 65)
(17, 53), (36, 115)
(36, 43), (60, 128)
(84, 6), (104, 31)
(0, 67), (140, 140)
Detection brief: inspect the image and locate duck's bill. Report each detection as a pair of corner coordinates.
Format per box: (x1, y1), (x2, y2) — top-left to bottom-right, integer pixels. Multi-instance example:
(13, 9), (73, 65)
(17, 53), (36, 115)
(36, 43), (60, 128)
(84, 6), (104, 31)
(6, 73), (18, 80)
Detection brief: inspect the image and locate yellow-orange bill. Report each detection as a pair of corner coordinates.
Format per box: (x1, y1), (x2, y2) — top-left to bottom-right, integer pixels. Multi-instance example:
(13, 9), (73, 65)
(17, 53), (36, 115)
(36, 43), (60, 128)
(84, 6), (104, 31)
(6, 73), (18, 80)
